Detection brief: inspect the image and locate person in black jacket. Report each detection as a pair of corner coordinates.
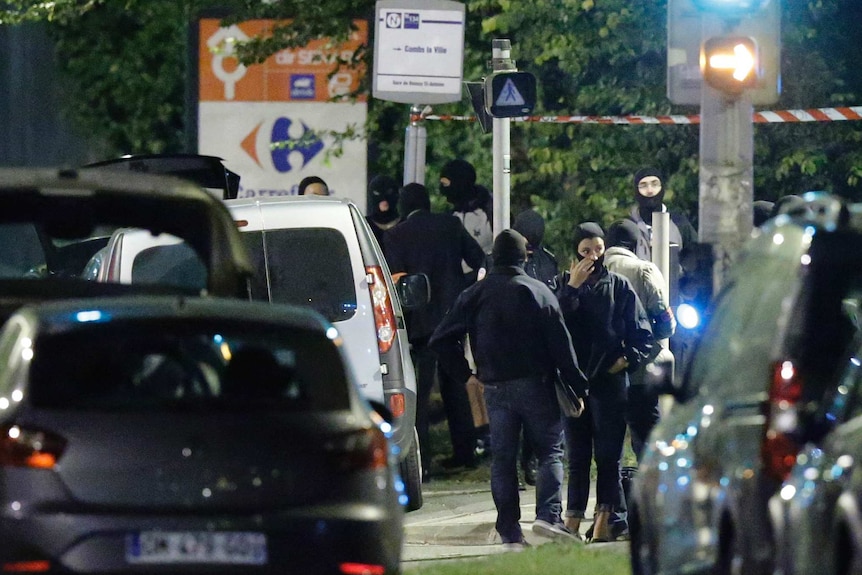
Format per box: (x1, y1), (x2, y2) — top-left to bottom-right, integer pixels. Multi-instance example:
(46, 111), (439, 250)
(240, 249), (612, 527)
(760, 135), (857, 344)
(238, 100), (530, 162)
(512, 208), (560, 486)
(384, 183), (487, 476)
(366, 174), (400, 245)
(430, 230), (588, 551)
(555, 222), (654, 542)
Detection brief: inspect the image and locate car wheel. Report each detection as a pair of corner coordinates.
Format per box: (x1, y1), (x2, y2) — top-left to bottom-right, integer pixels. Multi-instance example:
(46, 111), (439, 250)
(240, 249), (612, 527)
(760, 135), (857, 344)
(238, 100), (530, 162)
(399, 427), (423, 512)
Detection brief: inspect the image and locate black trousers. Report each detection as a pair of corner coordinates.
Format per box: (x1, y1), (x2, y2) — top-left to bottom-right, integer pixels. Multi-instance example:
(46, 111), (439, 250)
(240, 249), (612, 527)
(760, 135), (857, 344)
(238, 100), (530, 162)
(412, 343), (476, 470)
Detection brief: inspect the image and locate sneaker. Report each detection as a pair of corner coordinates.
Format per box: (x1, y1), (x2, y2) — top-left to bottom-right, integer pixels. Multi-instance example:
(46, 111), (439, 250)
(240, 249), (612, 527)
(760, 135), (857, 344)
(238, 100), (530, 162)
(502, 539), (531, 552)
(531, 519), (581, 543)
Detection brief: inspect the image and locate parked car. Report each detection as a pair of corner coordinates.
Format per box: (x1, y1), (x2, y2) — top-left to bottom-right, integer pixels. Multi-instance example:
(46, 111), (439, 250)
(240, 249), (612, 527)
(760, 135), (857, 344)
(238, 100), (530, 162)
(630, 193), (862, 575)
(91, 195), (427, 511)
(0, 295), (403, 574)
(0, 167), (253, 318)
(768, 328), (862, 575)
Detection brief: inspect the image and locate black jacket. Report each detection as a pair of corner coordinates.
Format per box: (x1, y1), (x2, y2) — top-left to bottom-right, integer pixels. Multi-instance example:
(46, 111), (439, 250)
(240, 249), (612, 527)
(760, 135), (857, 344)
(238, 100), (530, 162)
(384, 209), (486, 343)
(555, 268), (654, 387)
(429, 266), (588, 396)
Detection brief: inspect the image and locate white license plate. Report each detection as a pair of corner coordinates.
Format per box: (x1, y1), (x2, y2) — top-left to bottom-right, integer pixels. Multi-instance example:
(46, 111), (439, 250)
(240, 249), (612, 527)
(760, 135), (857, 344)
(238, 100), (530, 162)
(126, 531), (267, 565)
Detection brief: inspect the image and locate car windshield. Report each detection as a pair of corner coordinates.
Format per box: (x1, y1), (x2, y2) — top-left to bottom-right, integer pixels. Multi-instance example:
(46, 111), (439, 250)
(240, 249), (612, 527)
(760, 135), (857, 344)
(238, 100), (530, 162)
(27, 320), (350, 412)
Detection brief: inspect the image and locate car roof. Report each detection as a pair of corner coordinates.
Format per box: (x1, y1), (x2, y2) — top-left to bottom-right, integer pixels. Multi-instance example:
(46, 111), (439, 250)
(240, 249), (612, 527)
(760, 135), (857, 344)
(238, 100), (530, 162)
(0, 168), (254, 297)
(14, 295), (335, 336)
(81, 154), (241, 200)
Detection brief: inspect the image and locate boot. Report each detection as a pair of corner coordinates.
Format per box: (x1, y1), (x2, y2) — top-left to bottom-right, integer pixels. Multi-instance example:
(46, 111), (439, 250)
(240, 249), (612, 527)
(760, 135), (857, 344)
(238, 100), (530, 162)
(591, 509), (612, 543)
(564, 517), (583, 541)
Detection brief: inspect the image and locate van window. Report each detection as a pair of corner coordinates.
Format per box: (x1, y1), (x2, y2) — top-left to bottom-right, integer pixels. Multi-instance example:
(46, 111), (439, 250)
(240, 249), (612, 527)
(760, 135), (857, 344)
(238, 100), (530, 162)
(242, 228), (357, 322)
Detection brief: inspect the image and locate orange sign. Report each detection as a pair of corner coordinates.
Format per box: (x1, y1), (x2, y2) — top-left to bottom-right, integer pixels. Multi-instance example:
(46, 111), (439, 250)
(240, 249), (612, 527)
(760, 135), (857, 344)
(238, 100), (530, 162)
(199, 19), (367, 103)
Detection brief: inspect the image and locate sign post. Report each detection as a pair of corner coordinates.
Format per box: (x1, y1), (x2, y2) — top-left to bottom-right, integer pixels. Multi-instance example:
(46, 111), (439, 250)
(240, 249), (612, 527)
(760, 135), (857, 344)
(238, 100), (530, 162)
(373, 0), (466, 185)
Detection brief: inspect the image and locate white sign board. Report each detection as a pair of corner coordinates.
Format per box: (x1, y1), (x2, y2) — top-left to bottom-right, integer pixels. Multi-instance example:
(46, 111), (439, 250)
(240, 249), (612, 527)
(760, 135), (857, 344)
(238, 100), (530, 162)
(373, 0), (465, 104)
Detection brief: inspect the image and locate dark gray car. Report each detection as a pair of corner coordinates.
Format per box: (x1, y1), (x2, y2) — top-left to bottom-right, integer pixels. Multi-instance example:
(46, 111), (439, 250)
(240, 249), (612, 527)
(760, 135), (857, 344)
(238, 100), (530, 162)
(631, 193), (862, 575)
(0, 296), (404, 574)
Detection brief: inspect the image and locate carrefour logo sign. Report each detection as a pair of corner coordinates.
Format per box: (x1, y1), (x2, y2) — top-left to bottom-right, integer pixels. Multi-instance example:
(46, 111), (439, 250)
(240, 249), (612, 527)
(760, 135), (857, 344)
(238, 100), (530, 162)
(241, 116), (323, 173)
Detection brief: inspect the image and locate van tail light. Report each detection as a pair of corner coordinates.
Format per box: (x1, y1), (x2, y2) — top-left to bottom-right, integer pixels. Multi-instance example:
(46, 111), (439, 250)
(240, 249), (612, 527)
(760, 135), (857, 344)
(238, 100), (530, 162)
(761, 360), (803, 482)
(324, 427), (389, 472)
(388, 393), (405, 419)
(366, 266), (396, 354)
(0, 425), (66, 469)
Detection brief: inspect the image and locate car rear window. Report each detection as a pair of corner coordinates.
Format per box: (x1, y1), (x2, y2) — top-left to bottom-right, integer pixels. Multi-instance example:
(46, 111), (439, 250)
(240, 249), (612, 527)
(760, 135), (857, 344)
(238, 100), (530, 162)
(28, 321), (351, 412)
(241, 228), (357, 322)
(131, 242), (207, 291)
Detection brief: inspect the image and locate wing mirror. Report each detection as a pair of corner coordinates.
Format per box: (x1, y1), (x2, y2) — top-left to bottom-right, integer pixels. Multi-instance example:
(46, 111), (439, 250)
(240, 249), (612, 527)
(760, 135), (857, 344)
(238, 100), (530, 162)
(396, 273), (430, 310)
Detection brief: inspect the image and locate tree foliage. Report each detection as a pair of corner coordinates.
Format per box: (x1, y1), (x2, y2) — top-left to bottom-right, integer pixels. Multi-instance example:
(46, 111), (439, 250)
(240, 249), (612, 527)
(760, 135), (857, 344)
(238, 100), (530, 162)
(3, 0), (862, 261)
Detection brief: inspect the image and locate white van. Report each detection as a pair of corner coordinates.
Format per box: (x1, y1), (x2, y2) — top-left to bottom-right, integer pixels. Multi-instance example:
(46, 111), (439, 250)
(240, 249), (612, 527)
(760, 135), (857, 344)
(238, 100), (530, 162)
(93, 195), (425, 511)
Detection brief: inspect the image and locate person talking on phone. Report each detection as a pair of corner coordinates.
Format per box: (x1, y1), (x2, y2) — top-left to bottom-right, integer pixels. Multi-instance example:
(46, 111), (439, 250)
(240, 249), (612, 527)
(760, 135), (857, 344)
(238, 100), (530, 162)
(554, 222), (654, 542)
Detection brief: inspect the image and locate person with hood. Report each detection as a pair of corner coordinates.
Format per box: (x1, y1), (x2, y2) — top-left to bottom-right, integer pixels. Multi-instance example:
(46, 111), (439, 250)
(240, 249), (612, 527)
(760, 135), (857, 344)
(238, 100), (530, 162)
(430, 230), (588, 551)
(383, 183), (487, 477)
(604, 218), (676, 460)
(366, 175), (401, 245)
(512, 208), (560, 486)
(555, 222), (654, 542)
(439, 159), (494, 281)
(513, 208), (559, 289)
(629, 167), (697, 262)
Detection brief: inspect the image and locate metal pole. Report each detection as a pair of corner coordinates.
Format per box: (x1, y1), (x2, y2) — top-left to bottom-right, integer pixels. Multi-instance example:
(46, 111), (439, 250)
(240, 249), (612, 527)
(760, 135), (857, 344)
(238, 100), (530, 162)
(698, 81), (754, 291)
(402, 104), (427, 186)
(652, 212), (671, 298)
(491, 39), (515, 236)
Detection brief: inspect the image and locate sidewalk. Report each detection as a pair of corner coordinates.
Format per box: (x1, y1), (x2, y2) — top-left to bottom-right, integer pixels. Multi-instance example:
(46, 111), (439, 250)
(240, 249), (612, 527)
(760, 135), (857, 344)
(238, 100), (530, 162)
(402, 481), (600, 564)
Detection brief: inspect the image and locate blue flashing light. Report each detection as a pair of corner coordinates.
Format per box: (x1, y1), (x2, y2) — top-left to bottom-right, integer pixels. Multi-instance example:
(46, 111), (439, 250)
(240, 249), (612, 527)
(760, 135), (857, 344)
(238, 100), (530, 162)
(677, 303), (701, 330)
(74, 310), (109, 323)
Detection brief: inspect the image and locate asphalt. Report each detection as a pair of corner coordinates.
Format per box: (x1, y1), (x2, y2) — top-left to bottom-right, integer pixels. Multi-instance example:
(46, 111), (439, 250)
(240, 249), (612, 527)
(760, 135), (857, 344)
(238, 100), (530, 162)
(401, 481), (610, 566)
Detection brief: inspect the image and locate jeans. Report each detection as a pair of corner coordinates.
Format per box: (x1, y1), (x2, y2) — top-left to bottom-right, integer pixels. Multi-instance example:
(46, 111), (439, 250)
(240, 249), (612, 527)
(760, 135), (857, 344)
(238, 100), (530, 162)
(626, 382), (660, 463)
(484, 376), (564, 543)
(563, 372), (628, 517)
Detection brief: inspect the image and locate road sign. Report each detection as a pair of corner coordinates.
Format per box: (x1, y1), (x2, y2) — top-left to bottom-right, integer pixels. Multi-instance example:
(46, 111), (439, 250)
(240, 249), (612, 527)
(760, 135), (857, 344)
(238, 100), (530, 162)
(373, 0), (466, 104)
(484, 71), (536, 118)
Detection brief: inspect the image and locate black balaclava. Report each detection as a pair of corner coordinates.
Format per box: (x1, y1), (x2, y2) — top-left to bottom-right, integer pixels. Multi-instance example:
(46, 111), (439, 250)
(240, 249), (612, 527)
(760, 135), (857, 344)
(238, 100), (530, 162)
(512, 209), (545, 252)
(398, 182), (430, 219)
(572, 222), (606, 277)
(634, 167), (665, 224)
(606, 219), (640, 252)
(492, 229), (528, 267)
(367, 175), (400, 224)
(440, 159), (478, 211)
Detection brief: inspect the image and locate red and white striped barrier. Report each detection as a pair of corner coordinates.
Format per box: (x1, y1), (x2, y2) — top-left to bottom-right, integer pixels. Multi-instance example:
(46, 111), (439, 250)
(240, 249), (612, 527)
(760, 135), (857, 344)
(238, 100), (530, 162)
(416, 106), (862, 124)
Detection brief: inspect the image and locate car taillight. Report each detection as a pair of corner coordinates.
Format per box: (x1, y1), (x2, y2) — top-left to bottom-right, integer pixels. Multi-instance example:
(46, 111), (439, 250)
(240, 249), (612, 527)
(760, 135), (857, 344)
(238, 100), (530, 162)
(762, 360), (802, 481)
(366, 266), (396, 354)
(2, 560), (51, 572)
(340, 562), (385, 575)
(0, 425), (66, 469)
(324, 427), (389, 472)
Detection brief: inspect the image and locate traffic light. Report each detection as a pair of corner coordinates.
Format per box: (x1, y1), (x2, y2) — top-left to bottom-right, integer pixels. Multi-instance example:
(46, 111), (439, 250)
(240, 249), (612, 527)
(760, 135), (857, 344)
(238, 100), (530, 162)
(691, 0), (771, 16)
(483, 71), (536, 118)
(700, 36), (760, 95)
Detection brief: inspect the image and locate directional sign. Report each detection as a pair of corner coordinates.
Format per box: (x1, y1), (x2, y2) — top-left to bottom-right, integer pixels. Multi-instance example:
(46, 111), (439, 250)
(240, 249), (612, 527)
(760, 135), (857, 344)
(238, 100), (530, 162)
(484, 71), (536, 118)
(373, 0), (465, 104)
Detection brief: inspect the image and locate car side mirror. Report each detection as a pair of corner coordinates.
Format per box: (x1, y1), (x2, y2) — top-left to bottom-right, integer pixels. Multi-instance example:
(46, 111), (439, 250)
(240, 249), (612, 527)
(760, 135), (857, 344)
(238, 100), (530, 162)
(397, 273), (430, 310)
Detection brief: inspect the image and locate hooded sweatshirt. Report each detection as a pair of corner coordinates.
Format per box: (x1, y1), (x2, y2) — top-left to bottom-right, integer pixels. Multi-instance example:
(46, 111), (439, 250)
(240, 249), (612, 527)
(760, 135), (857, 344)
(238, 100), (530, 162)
(513, 209), (559, 288)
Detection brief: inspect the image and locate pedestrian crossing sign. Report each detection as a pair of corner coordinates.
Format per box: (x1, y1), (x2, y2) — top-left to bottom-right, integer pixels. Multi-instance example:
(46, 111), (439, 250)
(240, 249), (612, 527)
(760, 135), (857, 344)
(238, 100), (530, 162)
(484, 71), (536, 118)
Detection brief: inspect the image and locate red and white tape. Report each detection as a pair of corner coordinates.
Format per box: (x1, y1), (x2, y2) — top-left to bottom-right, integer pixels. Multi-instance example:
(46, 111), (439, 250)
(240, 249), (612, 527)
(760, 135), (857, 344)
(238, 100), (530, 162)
(417, 106), (862, 124)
